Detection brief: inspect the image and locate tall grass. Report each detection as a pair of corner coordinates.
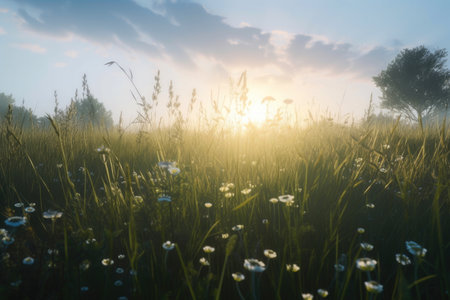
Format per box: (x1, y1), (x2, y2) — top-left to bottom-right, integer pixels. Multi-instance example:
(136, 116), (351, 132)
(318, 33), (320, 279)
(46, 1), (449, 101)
(0, 73), (449, 299)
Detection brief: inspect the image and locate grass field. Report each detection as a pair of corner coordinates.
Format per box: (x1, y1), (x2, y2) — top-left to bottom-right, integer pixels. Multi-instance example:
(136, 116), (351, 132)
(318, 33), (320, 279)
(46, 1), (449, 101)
(0, 94), (449, 299)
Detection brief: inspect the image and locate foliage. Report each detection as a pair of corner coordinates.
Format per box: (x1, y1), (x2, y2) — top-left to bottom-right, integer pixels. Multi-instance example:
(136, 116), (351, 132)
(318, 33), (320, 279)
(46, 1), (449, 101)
(373, 45), (450, 124)
(0, 92), (38, 128)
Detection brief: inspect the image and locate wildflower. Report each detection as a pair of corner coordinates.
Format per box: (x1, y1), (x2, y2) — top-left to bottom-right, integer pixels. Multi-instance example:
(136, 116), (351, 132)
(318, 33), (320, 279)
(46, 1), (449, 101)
(162, 241), (175, 251)
(219, 186), (229, 192)
(96, 145), (110, 154)
(114, 280), (123, 287)
(382, 144), (390, 150)
(357, 227), (365, 234)
(48, 249), (59, 255)
(356, 258), (377, 272)
(203, 246), (215, 253)
(379, 167), (387, 173)
(204, 202), (212, 208)
(366, 203), (375, 208)
(80, 286), (89, 292)
(80, 260), (90, 271)
(360, 243), (374, 251)
(264, 249), (277, 259)
(286, 264), (300, 272)
(395, 253), (412, 265)
(364, 280), (383, 293)
(227, 183), (235, 189)
(302, 293), (314, 300)
(101, 258), (114, 266)
(406, 241), (427, 258)
(4, 216), (27, 227)
(42, 210), (63, 220)
(225, 192), (234, 198)
(241, 188), (252, 195)
(14, 203), (23, 208)
(23, 257), (34, 265)
(56, 163), (63, 168)
(232, 225), (244, 232)
(199, 257), (210, 266)
(3, 236), (15, 245)
(278, 194), (294, 203)
(118, 254), (126, 260)
(262, 219), (269, 225)
(158, 195), (172, 203)
(116, 267), (125, 274)
(244, 259), (266, 272)
(269, 198), (278, 204)
(85, 238), (97, 244)
(168, 167), (180, 175)
(24, 206), (35, 213)
(317, 289), (328, 298)
(158, 161), (175, 169)
(232, 272), (245, 282)
(222, 233), (229, 239)
(334, 264), (345, 272)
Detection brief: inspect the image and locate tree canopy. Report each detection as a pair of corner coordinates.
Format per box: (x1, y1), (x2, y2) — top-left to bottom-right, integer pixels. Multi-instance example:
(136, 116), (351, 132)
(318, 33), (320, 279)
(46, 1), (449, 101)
(373, 45), (450, 123)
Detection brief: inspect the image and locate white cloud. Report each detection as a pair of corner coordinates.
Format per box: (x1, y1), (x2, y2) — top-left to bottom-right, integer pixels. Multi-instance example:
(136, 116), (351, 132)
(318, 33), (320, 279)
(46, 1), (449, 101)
(13, 43), (47, 53)
(53, 62), (67, 68)
(0, 27), (5, 35)
(0, 8), (8, 13)
(64, 50), (78, 58)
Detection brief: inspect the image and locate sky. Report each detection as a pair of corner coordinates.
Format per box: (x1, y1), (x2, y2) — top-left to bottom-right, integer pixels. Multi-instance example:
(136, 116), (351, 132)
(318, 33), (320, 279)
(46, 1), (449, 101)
(1, 0), (450, 125)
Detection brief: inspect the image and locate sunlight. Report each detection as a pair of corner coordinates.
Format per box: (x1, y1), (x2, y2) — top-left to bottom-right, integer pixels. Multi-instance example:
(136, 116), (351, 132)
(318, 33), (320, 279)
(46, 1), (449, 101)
(240, 102), (269, 126)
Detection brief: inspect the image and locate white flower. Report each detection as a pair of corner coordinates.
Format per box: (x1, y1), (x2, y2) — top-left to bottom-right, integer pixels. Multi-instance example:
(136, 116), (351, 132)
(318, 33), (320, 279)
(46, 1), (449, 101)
(232, 225), (244, 232)
(263, 249), (277, 259)
(203, 246), (215, 253)
(364, 280), (383, 293)
(22, 257), (34, 265)
(101, 258), (114, 266)
(356, 258), (377, 272)
(241, 188), (252, 195)
(199, 257), (210, 266)
(43, 210), (63, 220)
(395, 253), (412, 265)
(286, 263), (300, 272)
(244, 258), (266, 272)
(317, 289), (329, 298)
(302, 293), (314, 300)
(162, 241), (175, 251)
(357, 227), (365, 234)
(278, 195), (294, 203)
(204, 202), (213, 208)
(406, 241), (427, 258)
(232, 272), (245, 282)
(360, 242), (374, 251)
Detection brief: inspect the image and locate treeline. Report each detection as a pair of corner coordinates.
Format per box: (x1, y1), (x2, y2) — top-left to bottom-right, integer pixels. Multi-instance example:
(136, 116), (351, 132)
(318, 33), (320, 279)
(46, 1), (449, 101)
(0, 74), (113, 129)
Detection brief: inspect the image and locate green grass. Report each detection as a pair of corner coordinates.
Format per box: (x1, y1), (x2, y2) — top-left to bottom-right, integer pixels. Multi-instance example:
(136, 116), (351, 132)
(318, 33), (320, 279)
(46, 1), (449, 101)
(0, 107), (449, 299)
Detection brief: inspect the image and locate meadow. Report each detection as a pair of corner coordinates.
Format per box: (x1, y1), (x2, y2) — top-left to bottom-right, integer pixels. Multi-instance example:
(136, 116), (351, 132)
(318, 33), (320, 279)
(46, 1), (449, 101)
(0, 80), (449, 300)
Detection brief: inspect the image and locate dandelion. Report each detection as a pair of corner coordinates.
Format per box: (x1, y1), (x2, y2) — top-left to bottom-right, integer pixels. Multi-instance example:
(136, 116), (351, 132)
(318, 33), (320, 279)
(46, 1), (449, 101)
(406, 241), (427, 258)
(356, 258), (377, 272)
(101, 258), (114, 266)
(334, 264), (345, 272)
(232, 272), (245, 282)
(42, 210), (63, 220)
(263, 249), (277, 259)
(317, 289), (329, 298)
(395, 254), (412, 265)
(269, 198), (278, 204)
(203, 246), (215, 253)
(157, 195), (172, 203)
(302, 293), (314, 300)
(116, 267), (125, 274)
(24, 206), (35, 213)
(23, 257), (34, 265)
(232, 225), (244, 232)
(244, 259), (266, 272)
(199, 257), (210, 266)
(114, 280), (123, 287)
(204, 202), (212, 208)
(360, 243), (374, 251)
(14, 202), (23, 208)
(286, 264), (300, 272)
(364, 280), (383, 293)
(222, 233), (229, 239)
(357, 227), (365, 234)
(4, 216), (27, 227)
(162, 241), (175, 251)
(241, 188), (252, 195)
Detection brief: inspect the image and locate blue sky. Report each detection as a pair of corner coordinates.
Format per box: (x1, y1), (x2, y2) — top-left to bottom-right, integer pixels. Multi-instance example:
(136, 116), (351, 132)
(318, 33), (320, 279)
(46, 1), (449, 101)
(1, 0), (449, 124)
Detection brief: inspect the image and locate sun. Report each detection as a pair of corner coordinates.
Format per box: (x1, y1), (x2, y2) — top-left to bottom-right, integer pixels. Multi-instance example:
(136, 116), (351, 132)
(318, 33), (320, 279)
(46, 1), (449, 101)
(240, 102), (268, 126)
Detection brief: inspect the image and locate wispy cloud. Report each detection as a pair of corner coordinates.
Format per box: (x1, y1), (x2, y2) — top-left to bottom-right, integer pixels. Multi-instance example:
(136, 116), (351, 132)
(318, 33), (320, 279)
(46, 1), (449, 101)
(64, 50), (78, 58)
(0, 27), (5, 35)
(13, 43), (47, 53)
(11, 0), (396, 79)
(0, 8), (8, 13)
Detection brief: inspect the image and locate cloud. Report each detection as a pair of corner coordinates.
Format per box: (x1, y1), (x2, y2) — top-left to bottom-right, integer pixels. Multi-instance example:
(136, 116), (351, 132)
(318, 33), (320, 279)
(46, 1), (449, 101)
(13, 43), (46, 53)
(0, 8), (8, 13)
(64, 50), (78, 58)
(0, 27), (5, 35)
(10, 0), (396, 79)
(54, 62), (67, 68)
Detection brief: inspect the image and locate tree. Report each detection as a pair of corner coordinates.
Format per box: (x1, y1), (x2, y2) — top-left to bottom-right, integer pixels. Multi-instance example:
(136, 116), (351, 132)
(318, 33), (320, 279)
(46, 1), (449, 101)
(0, 92), (38, 128)
(373, 46), (450, 124)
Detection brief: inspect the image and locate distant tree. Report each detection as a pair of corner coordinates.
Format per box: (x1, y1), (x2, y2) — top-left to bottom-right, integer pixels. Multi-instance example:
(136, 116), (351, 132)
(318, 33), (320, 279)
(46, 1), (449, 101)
(373, 46), (450, 124)
(0, 92), (37, 128)
(0, 93), (15, 116)
(73, 74), (114, 128)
